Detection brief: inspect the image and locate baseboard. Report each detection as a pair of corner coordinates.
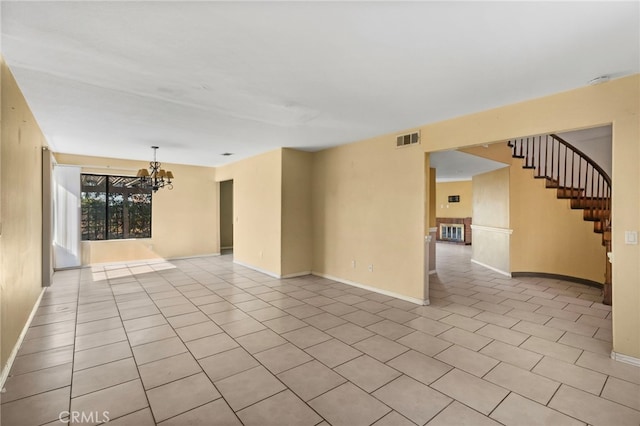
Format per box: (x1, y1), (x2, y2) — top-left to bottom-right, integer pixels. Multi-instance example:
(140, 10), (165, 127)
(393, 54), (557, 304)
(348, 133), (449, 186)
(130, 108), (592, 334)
(281, 271), (312, 279)
(233, 259), (281, 279)
(232, 259), (311, 280)
(168, 253), (221, 261)
(312, 272), (429, 306)
(1, 288), (46, 391)
(611, 351), (640, 367)
(53, 265), (82, 272)
(511, 272), (602, 288)
(470, 259), (511, 277)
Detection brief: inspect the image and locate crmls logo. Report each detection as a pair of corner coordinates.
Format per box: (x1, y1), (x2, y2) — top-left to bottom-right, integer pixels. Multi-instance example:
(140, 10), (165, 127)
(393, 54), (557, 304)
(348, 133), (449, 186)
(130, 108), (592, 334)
(59, 411), (110, 423)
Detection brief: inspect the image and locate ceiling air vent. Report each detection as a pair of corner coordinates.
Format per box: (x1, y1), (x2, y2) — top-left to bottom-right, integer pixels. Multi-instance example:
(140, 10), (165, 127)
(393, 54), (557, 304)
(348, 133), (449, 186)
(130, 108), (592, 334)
(396, 131), (420, 148)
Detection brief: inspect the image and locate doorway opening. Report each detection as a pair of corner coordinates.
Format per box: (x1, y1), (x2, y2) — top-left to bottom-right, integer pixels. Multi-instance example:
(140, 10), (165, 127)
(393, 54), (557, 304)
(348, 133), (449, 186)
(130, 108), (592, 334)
(219, 180), (234, 255)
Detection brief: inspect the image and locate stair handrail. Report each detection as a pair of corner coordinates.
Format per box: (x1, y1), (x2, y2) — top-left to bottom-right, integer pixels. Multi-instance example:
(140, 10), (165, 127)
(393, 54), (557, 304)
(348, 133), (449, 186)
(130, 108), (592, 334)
(549, 134), (611, 186)
(508, 132), (612, 305)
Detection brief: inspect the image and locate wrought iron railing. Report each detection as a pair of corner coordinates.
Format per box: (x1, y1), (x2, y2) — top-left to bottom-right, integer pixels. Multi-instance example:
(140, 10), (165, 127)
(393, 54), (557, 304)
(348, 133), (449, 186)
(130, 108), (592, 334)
(508, 133), (612, 304)
(508, 133), (611, 233)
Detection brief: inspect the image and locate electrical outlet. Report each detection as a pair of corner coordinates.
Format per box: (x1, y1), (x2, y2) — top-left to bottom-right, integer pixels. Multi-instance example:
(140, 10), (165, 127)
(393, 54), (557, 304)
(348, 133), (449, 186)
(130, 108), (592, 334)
(368, 264), (373, 272)
(351, 260), (356, 268)
(259, 250), (263, 259)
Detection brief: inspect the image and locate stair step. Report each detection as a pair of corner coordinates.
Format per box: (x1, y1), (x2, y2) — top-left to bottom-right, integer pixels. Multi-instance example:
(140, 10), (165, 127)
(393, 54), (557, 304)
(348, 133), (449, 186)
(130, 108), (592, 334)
(594, 221), (606, 234)
(557, 187), (584, 198)
(571, 197), (610, 209)
(545, 179), (560, 188)
(584, 209), (610, 221)
(511, 135), (612, 246)
(601, 227), (612, 246)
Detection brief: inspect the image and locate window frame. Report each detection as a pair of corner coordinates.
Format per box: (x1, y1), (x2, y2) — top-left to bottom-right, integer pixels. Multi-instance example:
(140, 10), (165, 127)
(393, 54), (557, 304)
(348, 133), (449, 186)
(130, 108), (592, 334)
(80, 173), (153, 241)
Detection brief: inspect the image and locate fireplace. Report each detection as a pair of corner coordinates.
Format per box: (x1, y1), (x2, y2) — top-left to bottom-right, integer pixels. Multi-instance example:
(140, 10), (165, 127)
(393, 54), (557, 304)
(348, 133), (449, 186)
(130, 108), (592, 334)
(435, 217), (472, 245)
(440, 223), (464, 242)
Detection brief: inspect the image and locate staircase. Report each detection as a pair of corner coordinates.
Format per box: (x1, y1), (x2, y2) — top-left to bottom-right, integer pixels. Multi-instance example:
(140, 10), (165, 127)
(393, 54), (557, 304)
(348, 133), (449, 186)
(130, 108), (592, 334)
(508, 134), (612, 305)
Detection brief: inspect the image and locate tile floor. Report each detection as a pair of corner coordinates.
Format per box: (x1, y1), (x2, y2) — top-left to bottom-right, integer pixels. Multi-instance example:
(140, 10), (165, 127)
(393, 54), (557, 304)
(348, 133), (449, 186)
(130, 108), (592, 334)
(2, 244), (639, 425)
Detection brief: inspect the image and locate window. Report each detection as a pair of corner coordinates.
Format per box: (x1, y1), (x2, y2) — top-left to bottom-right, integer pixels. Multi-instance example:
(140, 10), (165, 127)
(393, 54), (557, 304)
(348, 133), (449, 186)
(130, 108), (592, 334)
(81, 174), (152, 240)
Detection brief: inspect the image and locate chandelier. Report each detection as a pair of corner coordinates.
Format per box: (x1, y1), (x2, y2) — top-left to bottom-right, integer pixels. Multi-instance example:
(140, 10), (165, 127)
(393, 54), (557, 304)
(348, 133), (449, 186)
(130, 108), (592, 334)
(136, 146), (175, 192)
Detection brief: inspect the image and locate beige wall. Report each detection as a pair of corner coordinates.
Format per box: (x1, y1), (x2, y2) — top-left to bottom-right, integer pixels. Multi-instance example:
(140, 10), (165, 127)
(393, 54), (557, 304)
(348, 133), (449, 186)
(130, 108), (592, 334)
(1, 59), (47, 368)
(510, 158), (606, 283)
(423, 74), (640, 359)
(281, 149), (313, 277)
(220, 180), (233, 249)
(55, 153), (218, 264)
(460, 143), (513, 165)
(215, 149), (282, 276)
(471, 168), (511, 273)
(80, 240), (160, 264)
(469, 157), (606, 283)
(453, 129), (607, 283)
(312, 136), (425, 301)
(473, 168), (510, 228)
(436, 180), (473, 218)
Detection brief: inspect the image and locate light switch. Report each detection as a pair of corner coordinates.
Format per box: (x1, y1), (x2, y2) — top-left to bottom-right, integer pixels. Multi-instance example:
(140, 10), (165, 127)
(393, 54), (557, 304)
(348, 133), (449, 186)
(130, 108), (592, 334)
(624, 231), (638, 245)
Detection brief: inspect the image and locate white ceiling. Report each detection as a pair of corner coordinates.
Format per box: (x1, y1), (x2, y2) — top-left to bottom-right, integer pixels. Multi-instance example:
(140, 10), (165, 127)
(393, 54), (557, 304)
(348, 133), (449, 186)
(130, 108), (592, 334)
(558, 125), (612, 144)
(430, 150), (508, 182)
(431, 125), (613, 182)
(2, 2), (638, 167)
